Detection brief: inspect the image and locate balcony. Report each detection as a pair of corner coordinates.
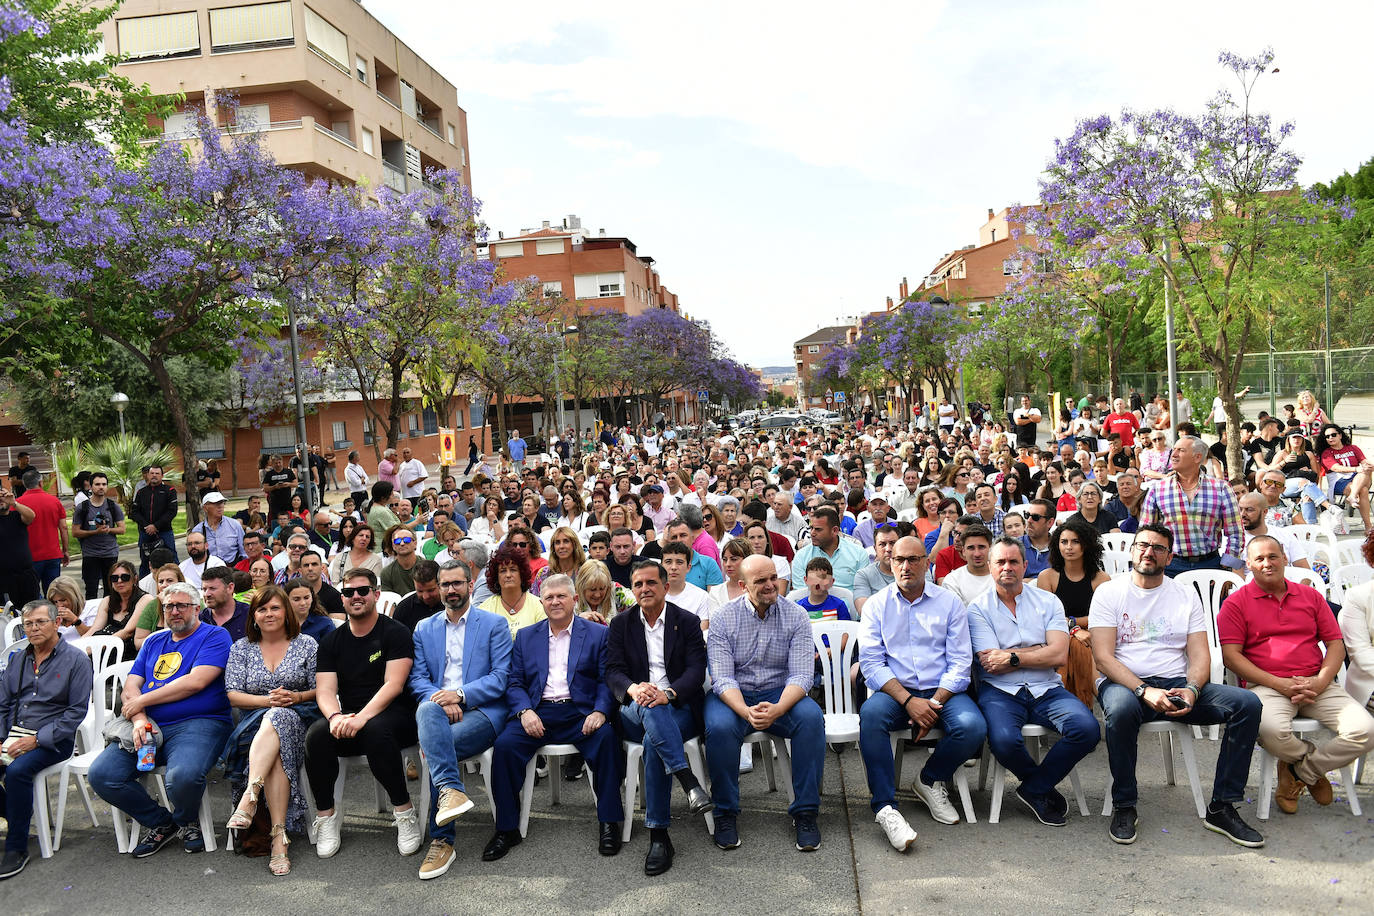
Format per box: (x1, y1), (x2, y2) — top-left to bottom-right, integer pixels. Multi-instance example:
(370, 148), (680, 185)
(377, 91), (401, 112)
(313, 121), (355, 149)
(382, 161), (407, 193)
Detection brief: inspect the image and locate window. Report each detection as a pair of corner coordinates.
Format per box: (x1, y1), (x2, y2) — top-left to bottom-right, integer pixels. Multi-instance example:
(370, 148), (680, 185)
(234, 103), (270, 130)
(355, 54), (367, 83)
(492, 241), (524, 258)
(407, 413), (421, 438)
(446, 123), (456, 144)
(422, 407), (439, 436)
(331, 421), (349, 448)
(966, 302), (986, 318)
(452, 403), (464, 430)
(304, 5), (348, 71)
(193, 431), (226, 459)
(542, 280), (562, 298)
(461, 146), (467, 167)
(469, 400), (485, 430)
(807, 345), (820, 354)
(362, 418), (375, 445)
(535, 238), (564, 256)
(573, 272), (625, 300)
(209, 2), (293, 53)
(117, 12), (200, 60)
(1002, 258), (1022, 276)
(260, 425), (295, 451)
(360, 127), (374, 155)
(163, 110), (197, 137)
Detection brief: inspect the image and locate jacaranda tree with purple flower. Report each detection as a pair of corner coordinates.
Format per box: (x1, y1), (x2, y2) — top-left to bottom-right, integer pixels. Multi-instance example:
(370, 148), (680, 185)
(854, 299), (966, 417)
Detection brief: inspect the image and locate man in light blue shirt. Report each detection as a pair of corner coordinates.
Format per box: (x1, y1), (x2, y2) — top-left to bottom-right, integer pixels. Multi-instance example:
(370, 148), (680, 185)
(790, 507), (869, 592)
(857, 536), (985, 847)
(967, 537), (1099, 828)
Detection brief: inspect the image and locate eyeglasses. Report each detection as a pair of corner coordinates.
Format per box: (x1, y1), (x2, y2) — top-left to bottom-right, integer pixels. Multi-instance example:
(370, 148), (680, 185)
(1260, 479), (1283, 488)
(340, 585), (374, 598)
(21, 619), (53, 630)
(1134, 542), (1170, 555)
(1325, 432), (1342, 439)
(892, 555), (928, 565)
(162, 602), (196, 612)
(110, 573), (133, 583)
(440, 581), (469, 590)
(288, 544), (307, 551)
(509, 541), (529, 549)
(393, 536), (414, 546)
(1026, 514), (1050, 522)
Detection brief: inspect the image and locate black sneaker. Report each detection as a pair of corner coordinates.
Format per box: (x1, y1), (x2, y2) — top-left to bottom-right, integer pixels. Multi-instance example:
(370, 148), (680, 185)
(1109, 806), (1138, 845)
(0, 849), (29, 880)
(793, 813), (821, 852)
(1204, 803), (1265, 848)
(132, 822), (180, 859)
(713, 814), (741, 850)
(1016, 786), (1067, 827)
(562, 755), (585, 782)
(181, 824), (206, 853)
(1046, 787), (1068, 818)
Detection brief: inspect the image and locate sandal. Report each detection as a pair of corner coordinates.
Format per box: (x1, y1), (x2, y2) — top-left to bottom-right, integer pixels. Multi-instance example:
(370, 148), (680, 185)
(269, 824), (291, 876)
(227, 777), (265, 830)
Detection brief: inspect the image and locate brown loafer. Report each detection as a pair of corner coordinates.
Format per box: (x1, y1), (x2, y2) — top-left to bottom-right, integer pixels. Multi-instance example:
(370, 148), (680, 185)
(1275, 762), (1303, 814)
(1306, 771), (1334, 806)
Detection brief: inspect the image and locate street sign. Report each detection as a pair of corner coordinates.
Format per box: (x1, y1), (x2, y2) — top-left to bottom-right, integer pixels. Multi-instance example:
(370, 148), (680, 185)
(825, 396), (833, 405)
(697, 389), (709, 402)
(835, 391), (846, 403)
(438, 428), (456, 464)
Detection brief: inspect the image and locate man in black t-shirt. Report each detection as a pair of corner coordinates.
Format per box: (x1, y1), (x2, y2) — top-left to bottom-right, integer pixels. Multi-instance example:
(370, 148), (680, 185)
(262, 454), (297, 518)
(604, 528), (638, 588)
(304, 568), (421, 859)
(392, 561), (443, 631)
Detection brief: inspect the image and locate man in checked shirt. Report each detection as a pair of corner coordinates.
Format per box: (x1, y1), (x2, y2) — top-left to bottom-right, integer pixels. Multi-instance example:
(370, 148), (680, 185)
(1139, 436), (1245, 577)
(704, 555), (826, 854)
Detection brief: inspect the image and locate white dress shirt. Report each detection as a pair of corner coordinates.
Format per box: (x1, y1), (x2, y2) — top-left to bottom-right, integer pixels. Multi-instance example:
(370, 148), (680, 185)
(441, 612), (467, 691)
(543, 623), (573, 701)
(643, 611), (670, 689)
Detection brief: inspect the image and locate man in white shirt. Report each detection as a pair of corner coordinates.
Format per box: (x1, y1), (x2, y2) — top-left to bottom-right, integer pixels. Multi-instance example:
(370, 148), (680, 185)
(178, 530), (226, 589)
(766, 492), (807, 545)
(939, 526), (994, 604)
(1236, 492), (1310, 576)
(1090, 523), (1264, 848)
(886, 468), (923, 516)
(398, 447), (429, 501)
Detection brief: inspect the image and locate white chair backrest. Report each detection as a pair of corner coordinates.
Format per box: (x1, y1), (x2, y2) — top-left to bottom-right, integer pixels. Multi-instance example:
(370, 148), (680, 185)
(377, 590), (403, 617)
(1335, 538), (1366, 569)
(896, 508), (918, 523)
(1335, 563), (1373, 596)
(578, 525), (609, 548)
(3, 615), (23, 648)
(74, 634), (125, 675)
(1283, 566), (1327, 598)
(82, 661), (133, 751)
(1101, 533), (1133, 554)
(1102, 549), (1132, 576)
(1174, 569), (1245, 651)
(786, 587), (856, 619)
(1288, 524), (1339, 565)
(81, 598), (102, 627)
(810, 620), (861, 718)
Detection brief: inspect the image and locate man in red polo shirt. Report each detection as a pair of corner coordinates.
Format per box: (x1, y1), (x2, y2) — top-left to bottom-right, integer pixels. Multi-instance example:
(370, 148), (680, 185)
(1218, 535), (1374, 815)
(1101, 397), (1141, 449)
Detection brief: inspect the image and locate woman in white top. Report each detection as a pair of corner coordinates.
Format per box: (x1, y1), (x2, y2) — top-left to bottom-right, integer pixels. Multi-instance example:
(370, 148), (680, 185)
(468, 495), (506, 545)
(329, 524), (383, 582)
(707, 538), (753, 616)
(556, 490), (589, 531)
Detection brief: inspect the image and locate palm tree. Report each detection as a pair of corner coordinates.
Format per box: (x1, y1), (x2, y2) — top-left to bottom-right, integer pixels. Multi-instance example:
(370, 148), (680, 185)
(83, 434), (183, 514)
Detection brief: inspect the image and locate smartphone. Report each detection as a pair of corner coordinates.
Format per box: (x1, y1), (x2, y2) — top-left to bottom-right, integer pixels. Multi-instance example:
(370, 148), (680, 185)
(1168, 694), (1189, 709)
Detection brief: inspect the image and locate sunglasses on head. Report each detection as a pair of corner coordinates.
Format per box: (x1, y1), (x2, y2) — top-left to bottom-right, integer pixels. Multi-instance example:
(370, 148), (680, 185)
(340, 585), (374, 598)
(110, 573), (133, 583)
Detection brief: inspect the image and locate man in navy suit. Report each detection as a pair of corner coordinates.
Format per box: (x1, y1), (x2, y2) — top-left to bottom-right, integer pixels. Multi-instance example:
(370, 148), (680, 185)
(606, 560), (714, 876)
(482, 574), (623, 861)
(410, 560), (513, 880)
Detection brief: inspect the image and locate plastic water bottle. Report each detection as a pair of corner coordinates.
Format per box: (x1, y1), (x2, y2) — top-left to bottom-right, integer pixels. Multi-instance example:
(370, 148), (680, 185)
(136, 725), (156, 772)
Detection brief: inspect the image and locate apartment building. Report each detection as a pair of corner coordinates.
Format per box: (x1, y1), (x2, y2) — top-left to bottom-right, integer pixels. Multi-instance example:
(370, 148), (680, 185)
(913, 207), (1037, 316)
(101, 0), (470, 193)
(793, 325), (856, 410)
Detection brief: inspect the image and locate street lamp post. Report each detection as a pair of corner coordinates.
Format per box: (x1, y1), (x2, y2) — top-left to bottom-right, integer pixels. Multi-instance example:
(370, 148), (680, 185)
(110, 392), (129, 435)
(286, 298), (313, 514)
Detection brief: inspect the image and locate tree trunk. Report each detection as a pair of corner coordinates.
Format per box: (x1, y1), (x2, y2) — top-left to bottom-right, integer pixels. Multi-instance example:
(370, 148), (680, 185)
(1105, 323), (1121, 398)
(227, 420), (240, 496)
(148, 353), (198, 530)
(386, 363), (405, 450)
(493, 384), (507, 457)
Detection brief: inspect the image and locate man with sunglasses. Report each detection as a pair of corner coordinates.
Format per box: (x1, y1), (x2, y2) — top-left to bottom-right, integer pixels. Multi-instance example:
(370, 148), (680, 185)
(1090, 524), (1263, 848)
(273, 531), (314, 585)
(381, 524), (423, 596)
(1018, 499), (1057, 579)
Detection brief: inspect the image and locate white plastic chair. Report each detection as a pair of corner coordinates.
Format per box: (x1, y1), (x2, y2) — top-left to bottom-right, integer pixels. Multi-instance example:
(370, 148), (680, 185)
(81, 598), (101, 627)
(811, 621), (861, 745)
(1335, 539), (1366, 569)
(1100, 720), (1207, 819)
(621, 736), (712, 842)
(2, 616), (22, 647)
(1174, 569), (1245, 648)
(517, 742), (594, 837)
(983, 724), (1092, 824)
(889, 728), (977, 824)
(109, 772), (219, 854)
(74, 634), (124, 676)
(1288, 524), (1339, 569)
(1255, 718), (1363, 820)
(1283, 566), (1328, 600)
(1334, 564), (1373, 603)
(302, 743), (428, 845)
(51, 661), (134, 852)
(1101, 533), (1133, 554)
(376, 590), (403, 617)
(578, 525), (609, 548)
(896, 508), (918, 523)
(786, 587), (857, 620)
(1102, 549), (1132, 576)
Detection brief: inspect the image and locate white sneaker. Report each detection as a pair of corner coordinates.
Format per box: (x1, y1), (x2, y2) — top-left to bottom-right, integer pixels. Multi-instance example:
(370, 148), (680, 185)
(911, 778), (960, 825)
(875, 805), (918, 852)
(313, 811), (341, 858)
(739, 744), (754, 774)
(395, 807), (422, 856)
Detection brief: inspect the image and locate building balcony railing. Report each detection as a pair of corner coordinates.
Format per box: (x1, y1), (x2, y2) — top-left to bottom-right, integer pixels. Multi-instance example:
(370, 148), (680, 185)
(416, 118), (442, 139)
(313, 121), (356, 149)
(381, 161), (407, 193)
(377, 91), (401, 112)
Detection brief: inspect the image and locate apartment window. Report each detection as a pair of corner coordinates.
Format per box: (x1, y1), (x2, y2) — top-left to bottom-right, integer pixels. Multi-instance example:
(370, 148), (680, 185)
(446, 123), (456, 144)
(492, 241), (524, 258)
(967, 302), (986, 318)
(260, 425), (295, 451)
(163, 110), (197, 137)
(362, 418), (375, 445)
(807, 345), (820, 354)
(452, 404), (464, 430)
(117, 11), (200, 60)
(535, 239), (564, 256)
(469, 400), (485, 430)
(1002, 258), (1022, 276)
(422, 407), (439, 436)
(407, 413), (421, 438)
(193, 431), (226, 459)
(461, 146), (467, 167)
(304, 5), (348, 71)
(542, 280), (562, 298)
(331, 421), (350, 448)
(209, 2), (293, 53)
(355, 54), (367, 83)
(573, 272), (624, 300)
(360, 127), (374, 156)
(235, 103), (270, 130)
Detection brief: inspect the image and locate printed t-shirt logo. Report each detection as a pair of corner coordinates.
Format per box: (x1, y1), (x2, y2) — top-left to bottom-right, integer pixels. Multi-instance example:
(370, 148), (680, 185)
(370, 651), (382, 663)
(153, 652), (183, 681)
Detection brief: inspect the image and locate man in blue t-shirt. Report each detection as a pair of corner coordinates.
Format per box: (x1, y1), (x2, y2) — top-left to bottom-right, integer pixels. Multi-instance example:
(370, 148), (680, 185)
(89, 582), (233, 859)
(507, 433), (528, 469)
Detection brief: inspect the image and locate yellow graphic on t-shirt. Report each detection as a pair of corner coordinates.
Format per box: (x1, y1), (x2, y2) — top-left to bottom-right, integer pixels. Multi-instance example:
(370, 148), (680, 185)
(153, 652), (183, 681)
(369, 651), (381, 663)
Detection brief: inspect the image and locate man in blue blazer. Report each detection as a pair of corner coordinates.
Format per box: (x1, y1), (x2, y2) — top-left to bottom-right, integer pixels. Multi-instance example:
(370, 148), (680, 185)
(606, 560), (714, 877)
(482, 573), (623, 861)
(410, 560), (513, 880)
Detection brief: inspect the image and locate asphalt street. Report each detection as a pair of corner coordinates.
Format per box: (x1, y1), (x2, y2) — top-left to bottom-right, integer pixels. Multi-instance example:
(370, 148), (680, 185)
(6, 730), (1374, 915)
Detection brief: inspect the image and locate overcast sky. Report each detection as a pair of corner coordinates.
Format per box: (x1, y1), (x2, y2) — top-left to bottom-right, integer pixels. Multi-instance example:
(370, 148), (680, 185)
(371, 0), (1374, 367)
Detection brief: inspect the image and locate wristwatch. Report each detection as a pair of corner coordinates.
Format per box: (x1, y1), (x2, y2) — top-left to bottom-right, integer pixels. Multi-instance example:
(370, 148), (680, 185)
(1009, 652), (1020, 668)
(455, 688), (466, 708)
(664, 688), (678, 705)
(1134, 684), (1148, 699)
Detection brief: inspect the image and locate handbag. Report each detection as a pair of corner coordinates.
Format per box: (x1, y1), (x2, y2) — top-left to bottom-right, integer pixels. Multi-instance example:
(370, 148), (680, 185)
(1057, 635), (1098, 708)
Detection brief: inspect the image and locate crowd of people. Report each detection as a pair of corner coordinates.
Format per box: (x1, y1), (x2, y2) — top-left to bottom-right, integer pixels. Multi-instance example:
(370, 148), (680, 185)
(2, 391), (1374, 885)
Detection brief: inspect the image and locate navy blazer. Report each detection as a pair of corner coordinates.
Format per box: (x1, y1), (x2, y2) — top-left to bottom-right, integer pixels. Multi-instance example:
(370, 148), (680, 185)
(507, 616), (614, 720)
(604, 601), (706, 709)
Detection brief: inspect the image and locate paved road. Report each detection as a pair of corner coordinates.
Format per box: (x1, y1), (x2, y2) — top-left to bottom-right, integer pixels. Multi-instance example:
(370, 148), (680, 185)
(8, 731), (1373, 915)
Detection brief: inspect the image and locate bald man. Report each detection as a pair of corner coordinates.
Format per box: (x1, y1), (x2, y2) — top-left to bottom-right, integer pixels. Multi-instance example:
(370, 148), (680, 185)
(1236, 492), (1309, 576)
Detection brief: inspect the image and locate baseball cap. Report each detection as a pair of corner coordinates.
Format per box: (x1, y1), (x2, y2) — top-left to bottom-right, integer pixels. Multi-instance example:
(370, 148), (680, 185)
(201, 492), (227, 505)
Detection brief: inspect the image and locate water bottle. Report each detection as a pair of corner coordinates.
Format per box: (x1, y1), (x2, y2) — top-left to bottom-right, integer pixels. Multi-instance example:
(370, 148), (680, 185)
(136, 725), (156, 772)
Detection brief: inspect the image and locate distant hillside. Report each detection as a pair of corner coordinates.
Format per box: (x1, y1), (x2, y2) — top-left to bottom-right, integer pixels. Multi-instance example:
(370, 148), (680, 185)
(756, 365), (794, 377)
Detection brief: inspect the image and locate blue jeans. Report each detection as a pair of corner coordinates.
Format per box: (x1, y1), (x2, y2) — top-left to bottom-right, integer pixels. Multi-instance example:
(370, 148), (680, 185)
(978, 685), (1099, 796)
(89, 717), (231, 829)
(0, 744), (69, 853)
(415, 701), (496, 844)
(858, 690), (986, 814)
(703, 688), (825, 817)
(619, 701), (698, 829)
(1164, 552), (1223, 577)
(1099, 676), (1260, 809)
(32, 558), (61, 594)
(1282, 480), (1328, 524)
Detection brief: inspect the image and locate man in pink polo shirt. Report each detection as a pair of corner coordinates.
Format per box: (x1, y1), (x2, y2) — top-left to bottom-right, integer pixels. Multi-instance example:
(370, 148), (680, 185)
(1218, 535), (1374, 815)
